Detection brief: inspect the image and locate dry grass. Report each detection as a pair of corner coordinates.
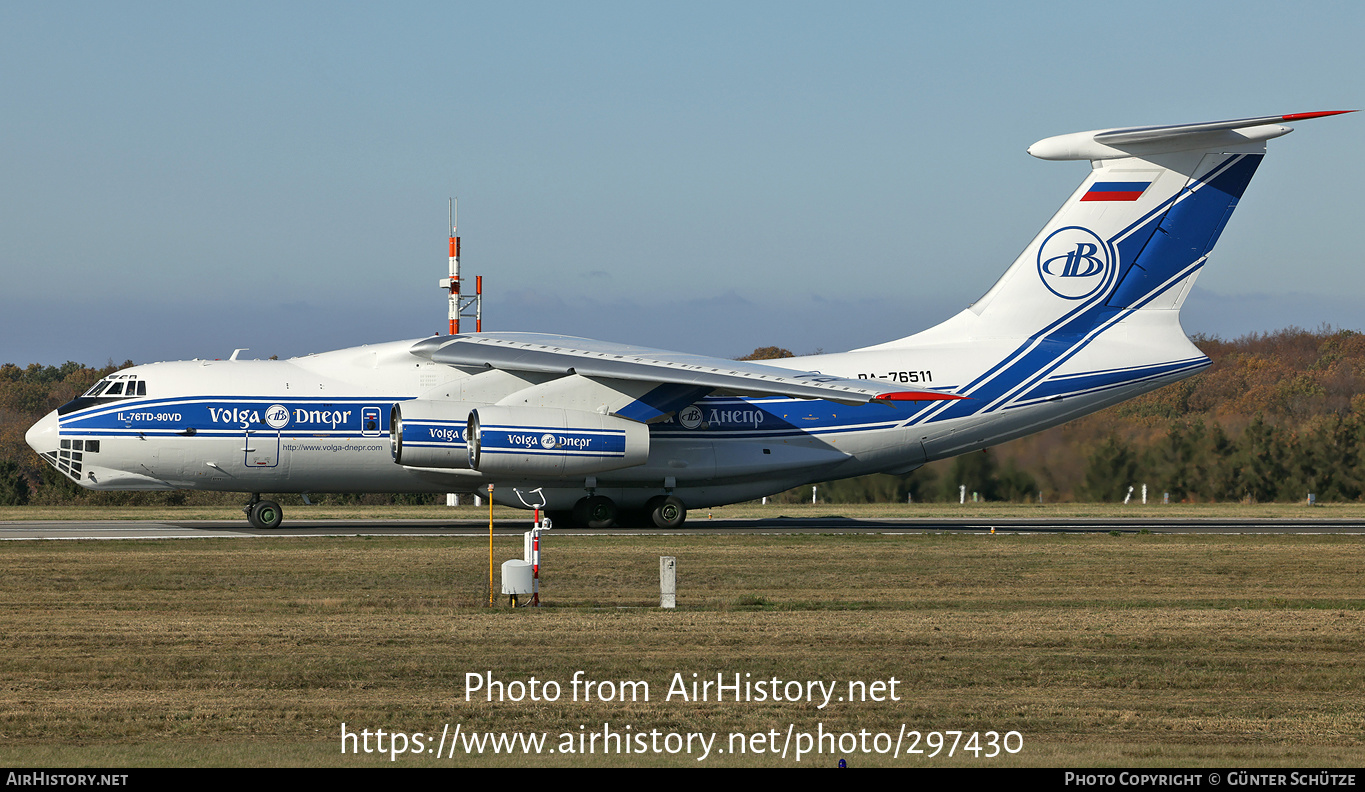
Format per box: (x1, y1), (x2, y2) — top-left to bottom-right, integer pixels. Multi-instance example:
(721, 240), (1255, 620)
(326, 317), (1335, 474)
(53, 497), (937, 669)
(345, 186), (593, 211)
(0, 533), (1361, 767)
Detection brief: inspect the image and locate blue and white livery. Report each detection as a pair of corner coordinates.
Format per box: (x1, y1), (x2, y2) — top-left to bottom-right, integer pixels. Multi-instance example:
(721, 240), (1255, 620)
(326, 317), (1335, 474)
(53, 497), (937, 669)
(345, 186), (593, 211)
(25, 111), (1352, 528)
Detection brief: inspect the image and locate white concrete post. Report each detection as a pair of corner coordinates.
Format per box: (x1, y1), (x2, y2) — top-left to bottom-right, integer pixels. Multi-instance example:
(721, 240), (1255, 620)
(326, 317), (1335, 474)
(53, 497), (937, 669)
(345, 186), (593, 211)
(660, 556), (676, 609)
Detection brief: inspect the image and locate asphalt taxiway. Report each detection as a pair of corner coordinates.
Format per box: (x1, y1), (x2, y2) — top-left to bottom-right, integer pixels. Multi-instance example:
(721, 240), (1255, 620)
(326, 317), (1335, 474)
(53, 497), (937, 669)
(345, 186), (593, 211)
(3, 516), (1364, 540)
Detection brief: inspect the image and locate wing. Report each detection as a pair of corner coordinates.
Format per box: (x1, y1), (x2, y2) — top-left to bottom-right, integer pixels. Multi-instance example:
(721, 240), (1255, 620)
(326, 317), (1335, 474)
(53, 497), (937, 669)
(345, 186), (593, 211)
(409, 333), (964, 405)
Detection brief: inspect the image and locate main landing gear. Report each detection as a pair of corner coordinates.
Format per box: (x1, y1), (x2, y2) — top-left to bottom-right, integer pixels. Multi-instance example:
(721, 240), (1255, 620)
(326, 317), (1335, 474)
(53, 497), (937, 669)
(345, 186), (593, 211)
(573, 495), (618, 529)
(645, 495), (687, 529)
(566, 494), (688, 529)
(244, 493), (283, 530)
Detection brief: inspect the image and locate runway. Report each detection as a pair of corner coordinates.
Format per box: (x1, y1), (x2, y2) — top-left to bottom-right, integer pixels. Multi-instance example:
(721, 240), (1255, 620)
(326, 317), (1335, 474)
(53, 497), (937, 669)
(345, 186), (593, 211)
(3, 516), (1364, 540)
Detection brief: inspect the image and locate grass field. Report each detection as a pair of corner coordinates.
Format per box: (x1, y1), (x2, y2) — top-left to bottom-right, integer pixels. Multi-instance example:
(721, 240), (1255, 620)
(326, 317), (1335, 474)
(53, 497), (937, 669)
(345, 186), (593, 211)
(0, 529), (1362, 767)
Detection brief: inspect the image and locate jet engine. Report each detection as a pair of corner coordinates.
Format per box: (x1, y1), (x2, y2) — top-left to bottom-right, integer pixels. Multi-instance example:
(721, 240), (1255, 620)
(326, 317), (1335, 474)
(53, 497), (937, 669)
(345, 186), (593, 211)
(466, 406), (649, 477)
(390, 399), (480, 468)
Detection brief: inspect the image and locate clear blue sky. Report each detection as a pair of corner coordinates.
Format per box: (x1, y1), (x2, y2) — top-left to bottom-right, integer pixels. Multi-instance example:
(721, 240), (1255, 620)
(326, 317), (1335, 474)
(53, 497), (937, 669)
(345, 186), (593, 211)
(2, 1), (1360, 365)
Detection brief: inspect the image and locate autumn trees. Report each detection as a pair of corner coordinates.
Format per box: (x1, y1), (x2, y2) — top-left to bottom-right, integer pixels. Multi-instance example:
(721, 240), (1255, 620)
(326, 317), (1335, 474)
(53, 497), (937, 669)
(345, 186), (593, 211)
(819, 327), (1365, 503)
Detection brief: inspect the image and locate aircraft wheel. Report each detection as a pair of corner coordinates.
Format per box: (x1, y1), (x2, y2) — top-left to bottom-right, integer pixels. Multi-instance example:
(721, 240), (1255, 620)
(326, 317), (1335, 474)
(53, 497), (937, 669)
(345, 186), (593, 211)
(571, 498), (591, 526)
(574, 495), (618, 529)
(249, 500), (283, 530)
(647, 495), (687, 529)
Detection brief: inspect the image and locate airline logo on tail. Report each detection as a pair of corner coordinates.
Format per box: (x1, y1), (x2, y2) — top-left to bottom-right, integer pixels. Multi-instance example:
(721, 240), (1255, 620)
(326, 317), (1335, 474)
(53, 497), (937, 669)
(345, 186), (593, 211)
(1037, 226), (1113, 300)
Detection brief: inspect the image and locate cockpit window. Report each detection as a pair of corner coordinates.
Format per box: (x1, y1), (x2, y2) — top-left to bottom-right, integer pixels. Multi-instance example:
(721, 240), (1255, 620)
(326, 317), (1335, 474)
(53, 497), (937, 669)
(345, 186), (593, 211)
(62, 375), (147, 415)
(81, 376), (146, 398)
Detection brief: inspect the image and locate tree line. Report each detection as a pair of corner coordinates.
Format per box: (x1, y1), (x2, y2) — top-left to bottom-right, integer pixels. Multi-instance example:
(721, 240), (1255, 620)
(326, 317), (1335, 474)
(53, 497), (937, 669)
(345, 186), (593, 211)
(761, 327), (1365, 503)
(3, 327), (1364, 505)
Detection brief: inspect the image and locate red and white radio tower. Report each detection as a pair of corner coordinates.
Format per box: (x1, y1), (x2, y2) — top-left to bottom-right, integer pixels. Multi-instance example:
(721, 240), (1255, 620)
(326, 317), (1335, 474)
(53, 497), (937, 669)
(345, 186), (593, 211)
(439, 198), (483, 334)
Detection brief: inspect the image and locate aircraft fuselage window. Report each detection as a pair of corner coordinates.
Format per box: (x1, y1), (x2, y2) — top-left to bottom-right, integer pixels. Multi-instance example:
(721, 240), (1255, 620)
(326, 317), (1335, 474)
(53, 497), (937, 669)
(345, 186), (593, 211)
(106, 382), (124, 395)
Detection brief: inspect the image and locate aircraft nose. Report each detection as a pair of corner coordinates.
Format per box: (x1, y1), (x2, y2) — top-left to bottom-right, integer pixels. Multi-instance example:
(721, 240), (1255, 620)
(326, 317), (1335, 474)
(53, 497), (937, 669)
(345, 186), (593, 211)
(26, 410), (59, 456)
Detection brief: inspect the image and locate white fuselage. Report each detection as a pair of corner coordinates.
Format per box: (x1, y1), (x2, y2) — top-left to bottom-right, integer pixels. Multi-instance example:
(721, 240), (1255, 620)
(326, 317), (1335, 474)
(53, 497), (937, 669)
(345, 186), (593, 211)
(27, 314), (1204, 512)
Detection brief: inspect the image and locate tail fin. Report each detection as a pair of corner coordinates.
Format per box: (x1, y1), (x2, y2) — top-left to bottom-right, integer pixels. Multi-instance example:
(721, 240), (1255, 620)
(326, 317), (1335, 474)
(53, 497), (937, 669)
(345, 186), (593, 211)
(858, 112), (1350, 442)
(964, 111), (1352, 334)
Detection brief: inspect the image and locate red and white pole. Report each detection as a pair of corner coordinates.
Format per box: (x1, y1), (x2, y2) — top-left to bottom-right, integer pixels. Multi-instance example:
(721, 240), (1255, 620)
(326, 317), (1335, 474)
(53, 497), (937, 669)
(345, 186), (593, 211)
(447, 201), (461, 335)
(532, 508), (542, 606)
(475, 275), (483, 333)
(440, 199), (485, 336)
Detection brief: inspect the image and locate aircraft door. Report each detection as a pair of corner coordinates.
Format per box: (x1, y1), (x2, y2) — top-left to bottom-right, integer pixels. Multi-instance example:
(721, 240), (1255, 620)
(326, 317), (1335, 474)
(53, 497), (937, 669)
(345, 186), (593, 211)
(243, 429), (280, 468)
(361, 407), (382, 437)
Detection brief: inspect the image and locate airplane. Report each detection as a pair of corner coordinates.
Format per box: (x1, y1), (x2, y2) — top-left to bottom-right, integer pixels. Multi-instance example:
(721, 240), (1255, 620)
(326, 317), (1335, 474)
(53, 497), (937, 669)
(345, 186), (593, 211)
(25, 110), (1352, 530)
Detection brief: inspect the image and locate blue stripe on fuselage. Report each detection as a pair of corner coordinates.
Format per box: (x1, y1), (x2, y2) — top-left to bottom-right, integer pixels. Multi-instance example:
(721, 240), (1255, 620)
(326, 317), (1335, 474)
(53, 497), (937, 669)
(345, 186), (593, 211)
(1011, 357), (1209, 405)
(57, 395), (407, 437)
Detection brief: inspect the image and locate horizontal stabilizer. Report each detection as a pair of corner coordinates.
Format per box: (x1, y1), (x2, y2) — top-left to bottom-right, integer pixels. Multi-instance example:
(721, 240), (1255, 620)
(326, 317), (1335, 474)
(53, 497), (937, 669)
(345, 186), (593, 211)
(1029, 110), (1354, 161)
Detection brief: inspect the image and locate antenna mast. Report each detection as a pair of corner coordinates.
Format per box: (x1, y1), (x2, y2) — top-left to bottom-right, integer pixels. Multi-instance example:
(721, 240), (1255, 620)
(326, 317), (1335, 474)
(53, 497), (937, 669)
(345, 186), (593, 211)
(440, 198), (484, 334)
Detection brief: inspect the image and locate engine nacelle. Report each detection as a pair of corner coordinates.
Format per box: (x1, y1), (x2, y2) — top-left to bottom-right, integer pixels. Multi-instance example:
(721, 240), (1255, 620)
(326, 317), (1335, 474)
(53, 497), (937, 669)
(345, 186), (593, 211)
(391, 399), (481, 468)
(467, 406), (649, 477)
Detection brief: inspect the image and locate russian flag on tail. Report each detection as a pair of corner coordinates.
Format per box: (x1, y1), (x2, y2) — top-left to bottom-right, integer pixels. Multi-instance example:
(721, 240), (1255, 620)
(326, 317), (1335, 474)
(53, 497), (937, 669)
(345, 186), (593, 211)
(1081, 181), (1151, 201)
